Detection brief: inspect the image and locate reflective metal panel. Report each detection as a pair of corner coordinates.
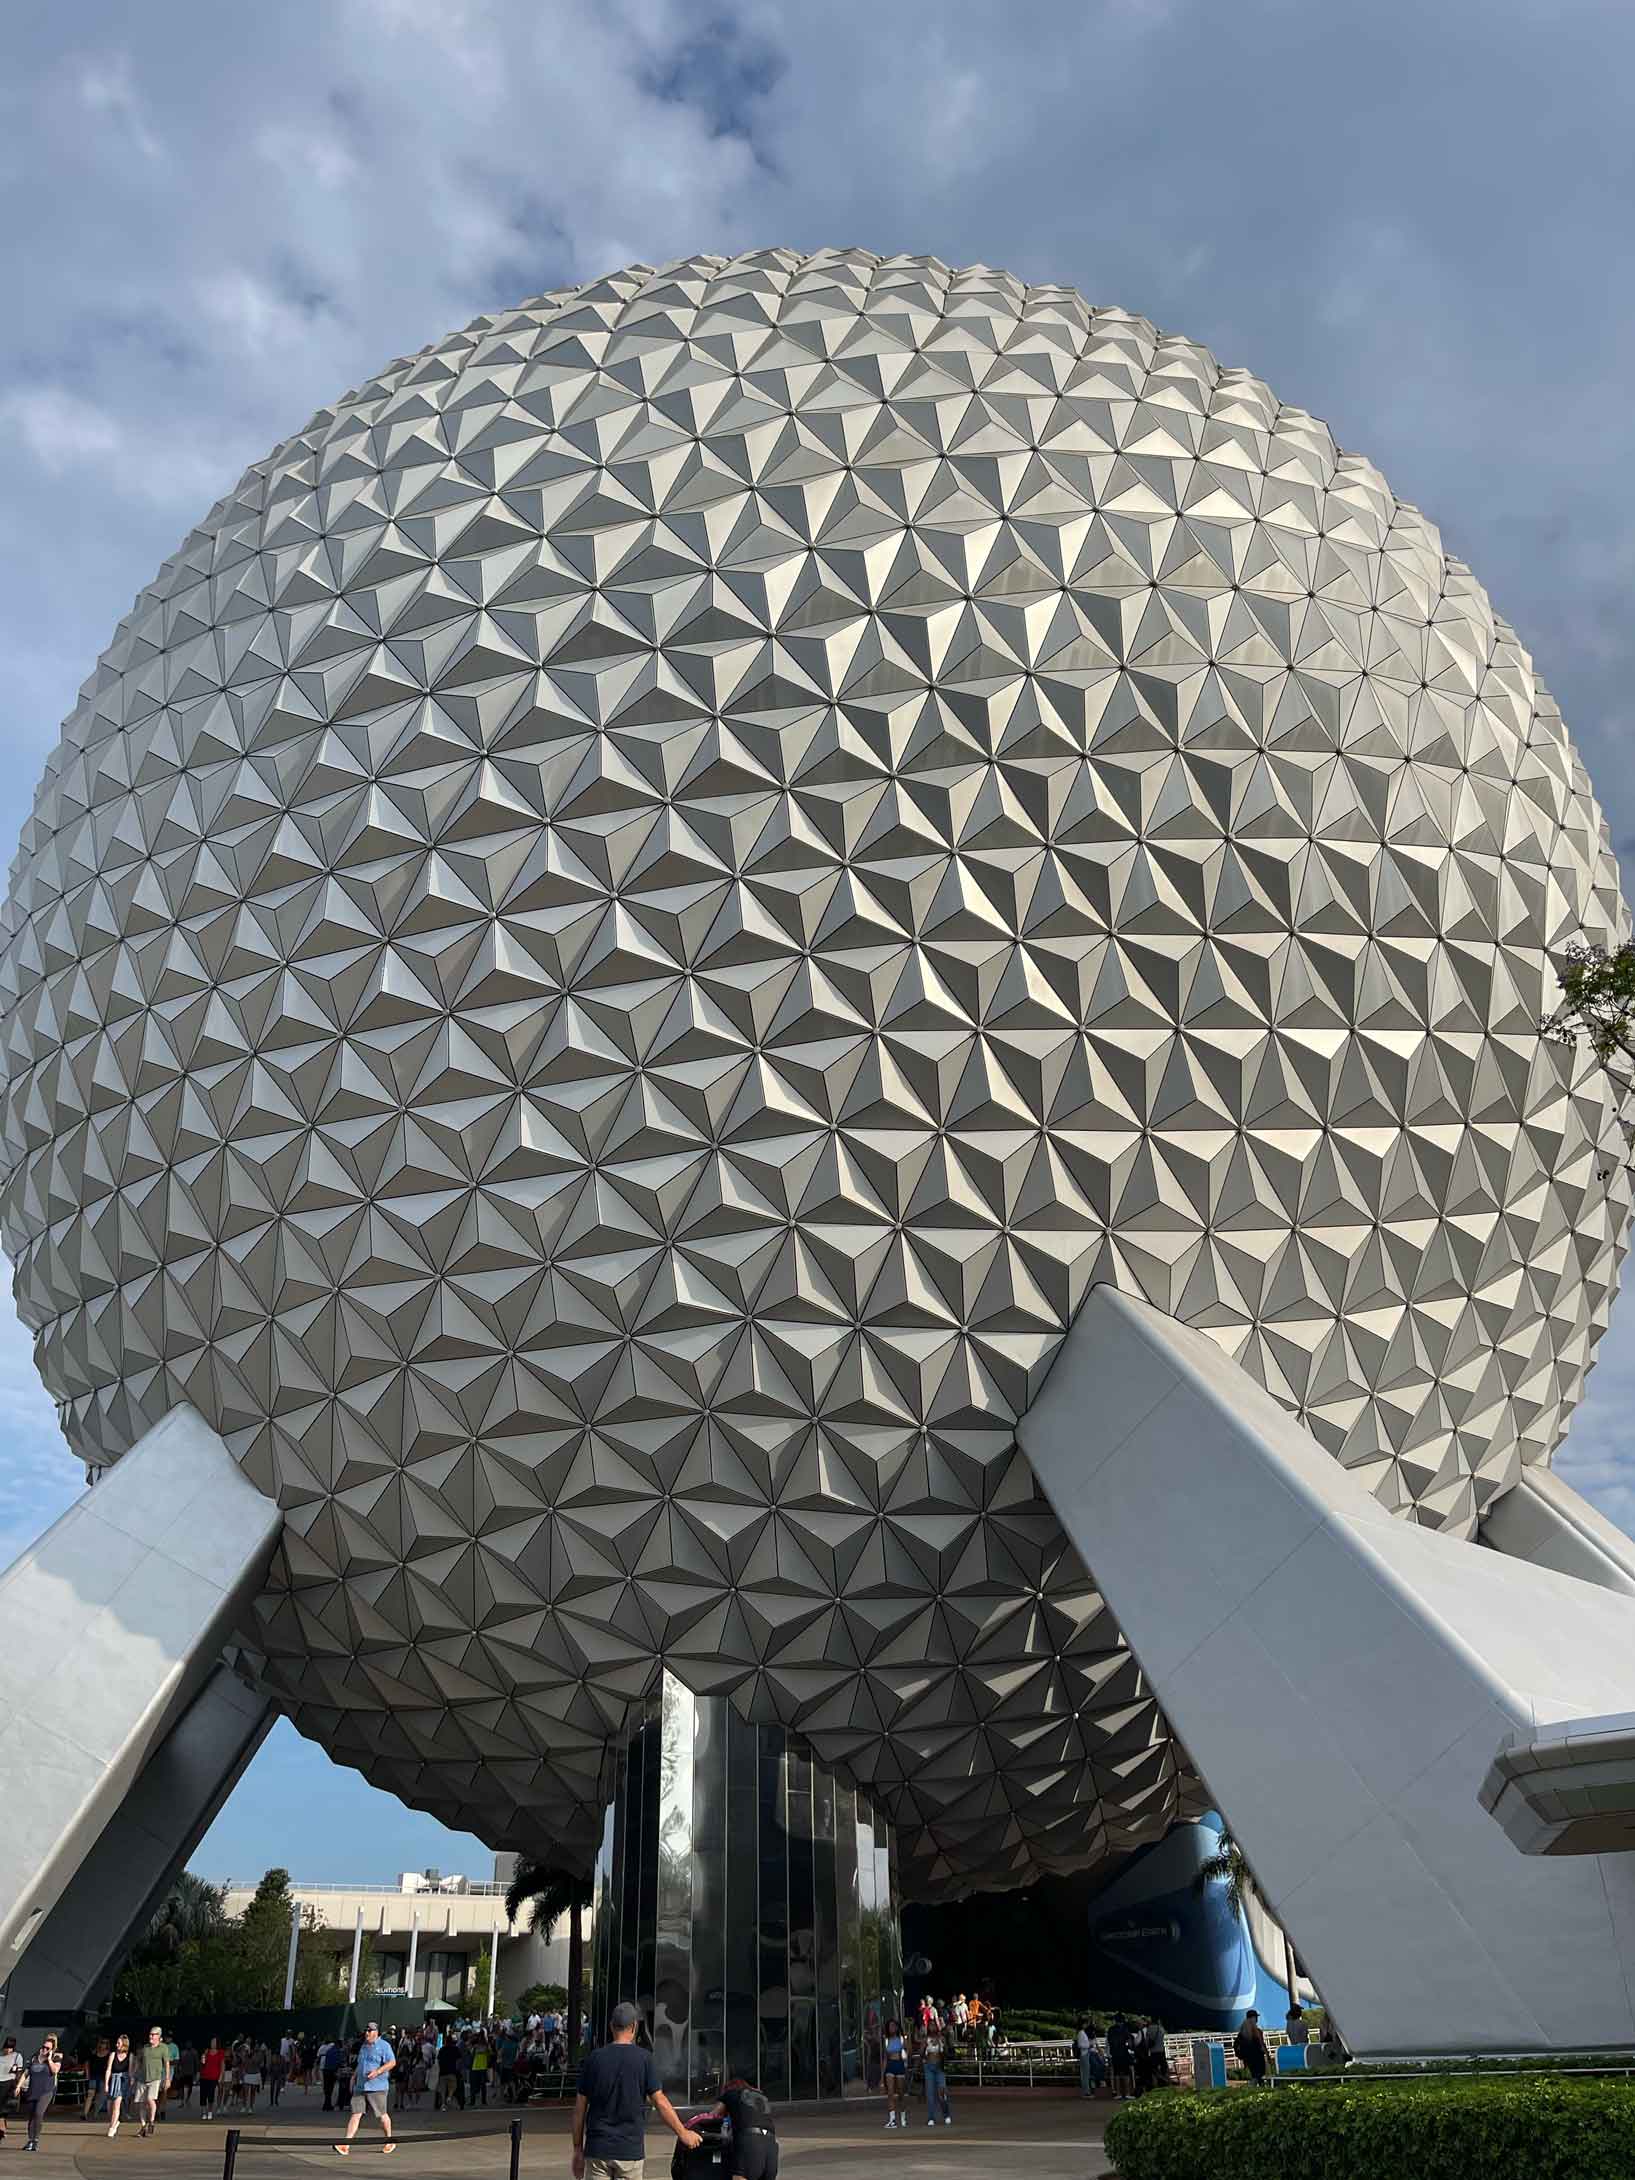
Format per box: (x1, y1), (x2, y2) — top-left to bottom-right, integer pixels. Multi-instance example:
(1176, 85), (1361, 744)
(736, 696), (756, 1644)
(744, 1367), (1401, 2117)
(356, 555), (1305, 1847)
(653, 1675), (695, 2091)
(688, 1692), (727, 2097)
(724, 1707), (760, 2089)
(636, 1702), (661, 2031)
(592, 1672), (902, 2102)
(757, 1723), (790, 2101)
(813, 1762), (841, 2097)
(786, 1748), (817, 2100)
(836, 1790), (864, 2096)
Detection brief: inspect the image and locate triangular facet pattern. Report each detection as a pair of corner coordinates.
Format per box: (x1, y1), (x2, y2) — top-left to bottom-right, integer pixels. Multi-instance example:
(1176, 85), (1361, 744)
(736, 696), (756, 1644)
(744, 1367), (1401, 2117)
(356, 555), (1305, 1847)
(0, 248), (1628, 1899)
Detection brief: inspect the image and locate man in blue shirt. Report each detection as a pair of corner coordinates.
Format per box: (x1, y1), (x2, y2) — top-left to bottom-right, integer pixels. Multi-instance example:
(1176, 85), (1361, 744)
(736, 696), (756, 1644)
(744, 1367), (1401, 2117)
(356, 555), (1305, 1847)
(572, 2004), (699, 2180)
(333, 2024), (395, 2156)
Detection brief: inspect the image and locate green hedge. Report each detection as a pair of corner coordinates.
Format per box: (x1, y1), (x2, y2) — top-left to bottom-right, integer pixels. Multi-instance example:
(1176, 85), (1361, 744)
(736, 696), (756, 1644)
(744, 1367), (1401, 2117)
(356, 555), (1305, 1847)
(1104, 2078), (1635, 2180)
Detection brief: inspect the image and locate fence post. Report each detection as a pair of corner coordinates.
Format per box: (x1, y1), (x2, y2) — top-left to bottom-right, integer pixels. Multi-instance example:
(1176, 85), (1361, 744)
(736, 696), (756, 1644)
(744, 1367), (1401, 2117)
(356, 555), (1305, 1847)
(509, 2117), (522, 2180)
(223, 2126), (241, 2180)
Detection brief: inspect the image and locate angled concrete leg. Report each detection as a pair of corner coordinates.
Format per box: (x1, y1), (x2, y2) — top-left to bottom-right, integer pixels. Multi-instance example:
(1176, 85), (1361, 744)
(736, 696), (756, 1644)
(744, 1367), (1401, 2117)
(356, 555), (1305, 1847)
(1, 1663), (272, 2032)
(1480, 1460), (1635, 1596)
(0, 1407), (280, 2016)
(1019, 1287), (1635, 2056)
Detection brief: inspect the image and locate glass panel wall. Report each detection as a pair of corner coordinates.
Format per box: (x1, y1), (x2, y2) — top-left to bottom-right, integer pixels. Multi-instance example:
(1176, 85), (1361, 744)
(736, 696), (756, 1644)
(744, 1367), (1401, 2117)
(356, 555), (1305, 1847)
(687, 1693), (726, 2095)
(589, 1670), (902, 2102)
(756, 1722), (790, 2102)
(652, 1675), (695, 2089)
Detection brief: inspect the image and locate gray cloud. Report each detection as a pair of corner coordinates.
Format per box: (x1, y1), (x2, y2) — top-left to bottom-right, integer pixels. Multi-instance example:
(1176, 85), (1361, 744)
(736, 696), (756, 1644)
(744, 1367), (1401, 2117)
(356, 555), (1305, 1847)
(3, 0), (1634, 1532)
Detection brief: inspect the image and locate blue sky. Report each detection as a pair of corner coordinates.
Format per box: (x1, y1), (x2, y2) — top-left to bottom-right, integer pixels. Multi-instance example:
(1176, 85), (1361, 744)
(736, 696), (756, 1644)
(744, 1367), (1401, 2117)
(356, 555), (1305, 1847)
(3, 0), (1635, 1882)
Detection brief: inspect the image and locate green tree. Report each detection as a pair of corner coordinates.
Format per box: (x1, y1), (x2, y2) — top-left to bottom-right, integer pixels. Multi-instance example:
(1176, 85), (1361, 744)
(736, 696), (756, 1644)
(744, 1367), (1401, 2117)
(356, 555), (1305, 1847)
(1544, 941), (1635, 1087)
(110, 1866), (339, 2014)
(236, 1868), (303, 2006)
(505, 1863), (592, 2042)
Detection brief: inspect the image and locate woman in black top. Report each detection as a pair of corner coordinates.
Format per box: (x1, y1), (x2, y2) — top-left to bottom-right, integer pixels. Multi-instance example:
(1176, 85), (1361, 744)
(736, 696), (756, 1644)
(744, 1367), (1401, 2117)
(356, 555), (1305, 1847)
(22, 2037), (61, 2152)
(716, 2081), (779, 2180)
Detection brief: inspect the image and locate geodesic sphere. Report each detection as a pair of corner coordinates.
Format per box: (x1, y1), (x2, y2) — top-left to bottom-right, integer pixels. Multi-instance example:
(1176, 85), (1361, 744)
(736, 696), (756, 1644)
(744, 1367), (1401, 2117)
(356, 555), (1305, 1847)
(1, 249), (1628, 1894)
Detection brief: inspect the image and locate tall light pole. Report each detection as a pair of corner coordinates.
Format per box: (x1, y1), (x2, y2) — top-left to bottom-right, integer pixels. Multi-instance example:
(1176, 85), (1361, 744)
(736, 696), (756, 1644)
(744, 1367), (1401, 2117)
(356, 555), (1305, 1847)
(283, 1896), (302, 2011)
(406, 1912), (420, 2003)
(348, 1906), (365, 2004)
(487, 1919), (500, 2019)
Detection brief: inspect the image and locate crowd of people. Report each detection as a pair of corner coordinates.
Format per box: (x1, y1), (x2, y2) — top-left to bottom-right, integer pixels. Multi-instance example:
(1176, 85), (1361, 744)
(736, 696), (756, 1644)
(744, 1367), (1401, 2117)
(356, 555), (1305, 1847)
(0, 1989), (1349, 2155)
(1073, 2011), (1171, 2098)
(912, 1992), (1006, 2053)
(0, 2005), (594, 2151)
(316, 2011), (590, 2113)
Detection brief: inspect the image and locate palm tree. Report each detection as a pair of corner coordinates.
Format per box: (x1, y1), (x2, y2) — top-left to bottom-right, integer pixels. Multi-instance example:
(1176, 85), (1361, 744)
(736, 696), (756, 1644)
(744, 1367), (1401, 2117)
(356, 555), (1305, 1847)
(505, 1862), (593, 2050)
(1193, 1829), (1251, 1917)
(143, 1872), (228, 1957)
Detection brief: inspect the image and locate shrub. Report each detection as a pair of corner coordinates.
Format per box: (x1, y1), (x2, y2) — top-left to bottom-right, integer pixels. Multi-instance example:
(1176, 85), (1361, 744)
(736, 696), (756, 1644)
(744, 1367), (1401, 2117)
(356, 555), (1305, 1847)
(1104, 2076), (1635, 2180)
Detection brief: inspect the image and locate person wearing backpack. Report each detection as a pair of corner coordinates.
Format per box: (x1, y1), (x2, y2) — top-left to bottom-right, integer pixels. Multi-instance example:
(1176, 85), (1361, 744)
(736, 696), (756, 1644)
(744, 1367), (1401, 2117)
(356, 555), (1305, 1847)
(1233, 2010), (1272, 2086)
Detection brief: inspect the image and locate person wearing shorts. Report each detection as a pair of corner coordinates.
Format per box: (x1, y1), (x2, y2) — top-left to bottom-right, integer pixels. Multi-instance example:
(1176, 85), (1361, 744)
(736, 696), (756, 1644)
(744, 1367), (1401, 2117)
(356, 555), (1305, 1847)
(571, 2001), (700, 2180)
(334, 2023), (395, 2156)
(435, 2036), (462, 2112)
(133, 2028), (170, 2139)
(881, 2019), (908, 2128)
(241, 2044), (265, 2113)
(104, 2036), (133, 2137)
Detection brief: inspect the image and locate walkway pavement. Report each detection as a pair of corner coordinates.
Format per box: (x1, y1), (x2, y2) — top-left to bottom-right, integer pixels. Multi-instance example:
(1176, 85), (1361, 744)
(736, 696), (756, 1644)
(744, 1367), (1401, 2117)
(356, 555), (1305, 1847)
(11, 2088), (1115, 2180)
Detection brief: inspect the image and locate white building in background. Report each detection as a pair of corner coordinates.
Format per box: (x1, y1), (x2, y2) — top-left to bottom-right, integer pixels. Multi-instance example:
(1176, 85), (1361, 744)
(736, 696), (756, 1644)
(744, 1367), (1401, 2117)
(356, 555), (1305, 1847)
(216, 1871), (566, 2007)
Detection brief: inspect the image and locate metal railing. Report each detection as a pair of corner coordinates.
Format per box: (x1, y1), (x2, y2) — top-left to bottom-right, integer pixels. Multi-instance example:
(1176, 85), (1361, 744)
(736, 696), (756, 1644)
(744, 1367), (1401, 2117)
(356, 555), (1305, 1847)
(1283, 2061), (1635, 2086)
(219, 1883), (512, 1900)
(919, 2047), (1080, 2091)
(221, 2116), (526, 2180)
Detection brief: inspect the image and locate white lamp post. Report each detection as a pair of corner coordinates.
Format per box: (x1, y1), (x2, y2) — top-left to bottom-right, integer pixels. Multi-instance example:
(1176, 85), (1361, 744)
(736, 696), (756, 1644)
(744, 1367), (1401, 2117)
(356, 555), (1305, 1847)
(348, 1906), (364, 2003)
(282, 1896), (302, 2010)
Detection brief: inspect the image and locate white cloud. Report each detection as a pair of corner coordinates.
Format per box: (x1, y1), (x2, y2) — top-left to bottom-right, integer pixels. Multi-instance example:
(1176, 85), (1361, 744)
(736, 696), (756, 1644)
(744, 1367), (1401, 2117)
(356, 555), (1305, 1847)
(74, 49), (164, 162)
(255, 122), (359, 194)
(194, 267), (332, 355)
(1, 387), (121, 469)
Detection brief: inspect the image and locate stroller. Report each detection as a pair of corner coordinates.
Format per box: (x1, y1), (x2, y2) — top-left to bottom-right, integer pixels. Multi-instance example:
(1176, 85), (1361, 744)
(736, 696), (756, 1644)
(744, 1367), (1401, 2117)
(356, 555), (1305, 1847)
(671, 2087), (780, 2180)
(671, 2120), (731, 2180)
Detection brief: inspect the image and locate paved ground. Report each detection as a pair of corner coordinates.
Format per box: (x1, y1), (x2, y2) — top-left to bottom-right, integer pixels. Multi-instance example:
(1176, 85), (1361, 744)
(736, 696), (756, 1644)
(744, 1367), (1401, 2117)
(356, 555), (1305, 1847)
(6, 2089), (1114, 2180)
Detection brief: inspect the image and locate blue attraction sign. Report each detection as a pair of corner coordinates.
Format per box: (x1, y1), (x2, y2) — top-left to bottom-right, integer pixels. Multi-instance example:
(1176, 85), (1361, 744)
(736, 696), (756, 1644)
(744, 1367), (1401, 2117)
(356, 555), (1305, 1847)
(1085, 1820), (1292, 2032)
